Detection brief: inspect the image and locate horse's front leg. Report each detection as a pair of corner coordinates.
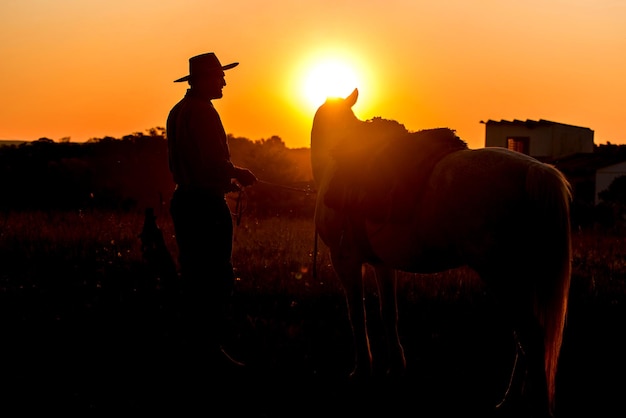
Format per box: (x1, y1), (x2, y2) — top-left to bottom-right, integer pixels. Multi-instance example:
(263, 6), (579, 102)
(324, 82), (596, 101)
(332, 252), (371, 378)
(373, 265), (406, 376)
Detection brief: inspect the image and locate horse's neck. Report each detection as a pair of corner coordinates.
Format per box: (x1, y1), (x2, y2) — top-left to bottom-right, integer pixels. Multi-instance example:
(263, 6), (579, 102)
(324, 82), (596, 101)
(310, 137), (331, 185)
(310, 125), (342, 184)
(311, 115), (365, 184)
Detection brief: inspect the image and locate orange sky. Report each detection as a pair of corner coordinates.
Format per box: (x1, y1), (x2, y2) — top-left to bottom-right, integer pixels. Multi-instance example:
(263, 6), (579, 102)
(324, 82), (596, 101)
(1, 0), (625, 149)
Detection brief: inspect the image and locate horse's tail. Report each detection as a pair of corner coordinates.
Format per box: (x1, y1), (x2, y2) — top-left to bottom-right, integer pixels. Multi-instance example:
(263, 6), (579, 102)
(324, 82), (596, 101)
(526, 163), (572, 414)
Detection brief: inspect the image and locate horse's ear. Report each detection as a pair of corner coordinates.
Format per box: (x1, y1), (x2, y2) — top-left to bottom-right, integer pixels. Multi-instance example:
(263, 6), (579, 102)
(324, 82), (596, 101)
(346, 88), (358, 107)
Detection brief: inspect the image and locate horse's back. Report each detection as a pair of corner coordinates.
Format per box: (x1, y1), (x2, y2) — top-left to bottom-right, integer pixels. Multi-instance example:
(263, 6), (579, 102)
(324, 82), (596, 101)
(425, 147), (545, 213)
(366, 147), (567, 272)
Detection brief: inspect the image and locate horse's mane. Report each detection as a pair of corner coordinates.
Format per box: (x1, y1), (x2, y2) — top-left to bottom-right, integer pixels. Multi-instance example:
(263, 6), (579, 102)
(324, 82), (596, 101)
(332, 116), (466, 160)
(326, 116), (468, 222)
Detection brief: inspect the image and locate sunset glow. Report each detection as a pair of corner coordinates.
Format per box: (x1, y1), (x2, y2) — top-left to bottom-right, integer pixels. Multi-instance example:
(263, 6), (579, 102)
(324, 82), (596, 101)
(302, 59), (361, 110)
(1, 1), (625, 149)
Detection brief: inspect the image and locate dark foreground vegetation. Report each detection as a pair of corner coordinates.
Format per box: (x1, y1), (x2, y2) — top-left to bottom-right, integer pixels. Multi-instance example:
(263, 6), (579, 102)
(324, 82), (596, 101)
(2, 133), (626, 416)
(1, 210), (625, 417)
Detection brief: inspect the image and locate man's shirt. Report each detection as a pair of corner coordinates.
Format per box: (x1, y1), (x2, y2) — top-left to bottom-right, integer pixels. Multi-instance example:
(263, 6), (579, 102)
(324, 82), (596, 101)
(167, 89), (235, 193)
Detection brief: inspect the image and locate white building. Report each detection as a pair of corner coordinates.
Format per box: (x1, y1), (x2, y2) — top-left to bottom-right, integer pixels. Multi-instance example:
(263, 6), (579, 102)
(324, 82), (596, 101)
(483, 119), (594, 160)
(595, 161), (626, 205)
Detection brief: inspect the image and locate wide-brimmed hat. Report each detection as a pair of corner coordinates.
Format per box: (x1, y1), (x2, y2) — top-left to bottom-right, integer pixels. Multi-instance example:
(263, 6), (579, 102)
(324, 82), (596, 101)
(173, 52), (239, 83)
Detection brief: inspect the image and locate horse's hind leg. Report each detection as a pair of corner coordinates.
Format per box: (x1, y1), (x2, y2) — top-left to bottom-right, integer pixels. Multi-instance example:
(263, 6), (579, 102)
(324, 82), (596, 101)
(373, 265), (406, 376)
(496, 309), (551, 418)
(331, 252), (372, 377)
(495, 332), (527, 413)
(516, 315), (551, 417)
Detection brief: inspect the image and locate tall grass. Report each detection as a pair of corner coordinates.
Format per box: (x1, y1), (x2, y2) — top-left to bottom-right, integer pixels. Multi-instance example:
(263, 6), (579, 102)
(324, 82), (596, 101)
(2, 208), (625, 418)
(1, 209), (625, 306)
(0, 210), (145, 283)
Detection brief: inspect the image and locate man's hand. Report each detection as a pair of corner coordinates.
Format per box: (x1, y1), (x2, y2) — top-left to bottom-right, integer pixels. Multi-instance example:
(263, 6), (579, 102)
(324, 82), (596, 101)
(226, 182), (242, 193)
(235, 167), (257, 187)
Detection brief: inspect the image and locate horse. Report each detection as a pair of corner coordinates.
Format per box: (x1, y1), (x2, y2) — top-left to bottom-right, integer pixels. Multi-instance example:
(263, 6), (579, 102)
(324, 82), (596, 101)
(310, 88), (571, 417)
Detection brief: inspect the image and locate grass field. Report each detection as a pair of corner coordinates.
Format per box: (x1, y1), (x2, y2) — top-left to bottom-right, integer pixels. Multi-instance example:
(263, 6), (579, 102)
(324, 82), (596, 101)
(0, 209), (625, 417)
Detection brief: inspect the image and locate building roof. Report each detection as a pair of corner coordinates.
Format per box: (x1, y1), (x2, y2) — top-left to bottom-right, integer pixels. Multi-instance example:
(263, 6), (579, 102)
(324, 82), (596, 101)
(483, 118), (593, 132)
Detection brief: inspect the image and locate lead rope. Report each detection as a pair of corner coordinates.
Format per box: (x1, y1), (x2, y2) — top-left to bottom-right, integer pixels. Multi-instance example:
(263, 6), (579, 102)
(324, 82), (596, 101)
(235, 190), (243, 226)
(313, 227), (318, 280)
(231, 179), (319, 278)
(257, 179), (315, 194)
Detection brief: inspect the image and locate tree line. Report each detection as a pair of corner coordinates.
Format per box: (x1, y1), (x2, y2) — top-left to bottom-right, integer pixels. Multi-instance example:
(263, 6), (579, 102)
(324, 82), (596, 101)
(4, 129), (626, 228)
(0, 128), (316, 217)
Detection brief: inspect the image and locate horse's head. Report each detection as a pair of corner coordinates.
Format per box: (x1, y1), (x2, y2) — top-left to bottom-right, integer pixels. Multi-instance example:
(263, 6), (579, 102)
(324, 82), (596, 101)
(310, 88), (361, 183)
(311, 89), (360, 144)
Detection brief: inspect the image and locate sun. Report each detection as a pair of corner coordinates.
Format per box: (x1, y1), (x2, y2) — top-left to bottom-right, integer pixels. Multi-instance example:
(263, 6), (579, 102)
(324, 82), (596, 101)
(302, 59), (361, 110)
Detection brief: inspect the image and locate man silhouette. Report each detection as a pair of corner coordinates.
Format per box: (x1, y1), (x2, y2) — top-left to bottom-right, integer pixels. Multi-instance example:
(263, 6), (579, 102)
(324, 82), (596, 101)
(167, 52), (257, 373)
